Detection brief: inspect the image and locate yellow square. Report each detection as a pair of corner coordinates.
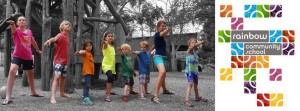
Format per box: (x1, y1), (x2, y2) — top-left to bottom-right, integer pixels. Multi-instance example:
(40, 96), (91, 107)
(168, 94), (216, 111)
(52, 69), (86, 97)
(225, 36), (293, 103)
(220, 68), (232, 81)
(270, 93), (283, 107)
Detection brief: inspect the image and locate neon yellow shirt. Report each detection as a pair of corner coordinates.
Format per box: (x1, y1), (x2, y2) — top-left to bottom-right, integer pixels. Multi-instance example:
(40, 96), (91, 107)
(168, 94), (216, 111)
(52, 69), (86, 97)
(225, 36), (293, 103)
(102, 44), (116, 74)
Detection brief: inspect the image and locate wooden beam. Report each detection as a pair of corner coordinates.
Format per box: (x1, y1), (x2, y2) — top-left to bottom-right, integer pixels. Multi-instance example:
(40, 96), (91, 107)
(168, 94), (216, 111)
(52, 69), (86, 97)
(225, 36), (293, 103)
(82, 27), (90, 34)
(74, 0), (84, 89)
(50, 0), (62, 9)
(85, 0), (96, 8)
(4, 0), (13, 77)
(103, 0), (129, 36)
(83, 17), (117, 23)
(84, 3), (91, 17)
(11, 3), (20, 13)
(31, 9), (43, 26)
(83, 21), (93, 27)
(32, 1), (42, 10)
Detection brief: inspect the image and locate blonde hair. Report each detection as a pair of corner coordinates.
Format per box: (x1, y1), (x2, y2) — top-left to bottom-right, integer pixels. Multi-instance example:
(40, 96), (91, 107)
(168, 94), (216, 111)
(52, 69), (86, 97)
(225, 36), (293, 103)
(120, 44), (131, 51)
(187, 38), (197, 46)
(139, 41), (149, 48)
(59, 20), (72, 32)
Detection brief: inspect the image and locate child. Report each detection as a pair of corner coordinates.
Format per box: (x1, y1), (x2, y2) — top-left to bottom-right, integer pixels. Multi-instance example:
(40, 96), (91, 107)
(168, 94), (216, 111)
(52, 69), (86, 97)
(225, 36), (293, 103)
(151, 20), (173, 104)
(2, 16), (43, 105)
(118, 44), (138, 102)
(75, 39), (94, 105)
(44, 20), (72, 104)
(184, 38), (208, 107)
(132, 41), (151, 99)
(101, 32), (117, 102)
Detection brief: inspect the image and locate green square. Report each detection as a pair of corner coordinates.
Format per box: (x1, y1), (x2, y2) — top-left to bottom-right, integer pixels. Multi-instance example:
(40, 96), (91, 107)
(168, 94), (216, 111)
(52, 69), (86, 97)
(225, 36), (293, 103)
(257, 5), (270, 18)
(244, 69), (256, 81)
(218, 30), (231, 43)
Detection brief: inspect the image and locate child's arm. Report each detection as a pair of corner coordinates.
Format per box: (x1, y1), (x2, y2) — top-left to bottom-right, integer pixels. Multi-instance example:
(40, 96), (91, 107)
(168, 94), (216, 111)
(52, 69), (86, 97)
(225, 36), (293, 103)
(160, 27), (171, 37)
(74, 50), (86, 56)
(102, 41), (108, 49)
(187, 40), (207, 54)
(31, 38), (42, 55)
(117, 47), (124, 55)
(132, 51), (140, 55)
(149, 45), (155, 53)
(44, 37), (58, 46)
(7, 20), (16, 34)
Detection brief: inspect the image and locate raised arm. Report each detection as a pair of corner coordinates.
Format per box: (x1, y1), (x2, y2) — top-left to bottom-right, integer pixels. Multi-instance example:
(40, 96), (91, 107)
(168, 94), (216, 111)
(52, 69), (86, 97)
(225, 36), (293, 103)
(132, 51), (140, 55)
(187, 40), (206, 54)
(149, 44), (155, 53)
(44, 37), (58, 46)
(102, 41), (108, 50)
(31, 38), (42, 55)
(7, 20), (16, 34)
(74, 50), (86, 56)
(160, 27), (171, 37)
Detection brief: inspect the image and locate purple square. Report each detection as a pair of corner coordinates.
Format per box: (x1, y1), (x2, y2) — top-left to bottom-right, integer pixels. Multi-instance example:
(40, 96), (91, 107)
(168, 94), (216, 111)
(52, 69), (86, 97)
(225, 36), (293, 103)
(269, 68), (282, 81)
(231, 17), (243, 30)
(282, 43), (295, 55)
(244, 81), (256, 94)
(270, 5), (282, 17)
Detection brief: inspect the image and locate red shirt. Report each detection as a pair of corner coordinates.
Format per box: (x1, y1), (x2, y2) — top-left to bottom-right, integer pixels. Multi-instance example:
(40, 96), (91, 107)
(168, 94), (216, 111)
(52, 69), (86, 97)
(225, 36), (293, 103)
(54, 32), (69, 64)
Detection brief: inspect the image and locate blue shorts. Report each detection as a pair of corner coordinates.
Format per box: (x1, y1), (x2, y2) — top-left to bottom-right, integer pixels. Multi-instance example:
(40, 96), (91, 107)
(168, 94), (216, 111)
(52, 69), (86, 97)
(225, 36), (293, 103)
(54, 64), (68, 77)
(187, 74), (198, 84)
(123, 76), (134, 86)
(11, 57), (33, 70)
(153, 56), (167, 67)
(139, 74), (150, 84)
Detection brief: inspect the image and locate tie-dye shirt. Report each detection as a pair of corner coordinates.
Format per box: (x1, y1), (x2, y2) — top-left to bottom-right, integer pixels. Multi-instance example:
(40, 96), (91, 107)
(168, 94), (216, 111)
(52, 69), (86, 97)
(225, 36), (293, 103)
(12, 29), (33, 60)
(185, 50), (199, 76)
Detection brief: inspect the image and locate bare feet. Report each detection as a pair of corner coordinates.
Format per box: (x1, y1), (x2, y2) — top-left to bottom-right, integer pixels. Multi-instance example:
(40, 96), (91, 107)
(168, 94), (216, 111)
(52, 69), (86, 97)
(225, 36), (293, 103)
(60, 94), (71, 98)
(50, 98), (56, 104)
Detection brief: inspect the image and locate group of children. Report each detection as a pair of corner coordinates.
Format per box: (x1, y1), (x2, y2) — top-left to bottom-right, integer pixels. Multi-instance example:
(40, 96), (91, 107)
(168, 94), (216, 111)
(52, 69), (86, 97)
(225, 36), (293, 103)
(2, 16), (208, 107)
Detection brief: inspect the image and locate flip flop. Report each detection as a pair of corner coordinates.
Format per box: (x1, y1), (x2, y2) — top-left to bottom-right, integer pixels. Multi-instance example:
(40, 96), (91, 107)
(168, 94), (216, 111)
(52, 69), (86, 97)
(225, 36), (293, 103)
(162, 90), (174, 95)
(30, 93), (44, 97)
(2, 99), (12, 105)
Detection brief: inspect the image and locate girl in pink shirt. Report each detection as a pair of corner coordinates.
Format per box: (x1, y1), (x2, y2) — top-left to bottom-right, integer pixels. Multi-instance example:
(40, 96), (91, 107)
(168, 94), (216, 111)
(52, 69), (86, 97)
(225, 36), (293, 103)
(2, 16), (43, 105)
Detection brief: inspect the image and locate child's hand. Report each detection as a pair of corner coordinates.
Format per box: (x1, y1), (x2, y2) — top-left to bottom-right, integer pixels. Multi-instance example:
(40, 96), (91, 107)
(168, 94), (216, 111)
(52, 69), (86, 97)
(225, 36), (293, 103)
(36, 50), (42, 55)
(102, 41), (108, 44)
(74, 51), (79, 55)
(44, 40), (51, 46)
(6, 20), (15, 25)
(133, 71), (137, 77)
(166, 26), (172, 32)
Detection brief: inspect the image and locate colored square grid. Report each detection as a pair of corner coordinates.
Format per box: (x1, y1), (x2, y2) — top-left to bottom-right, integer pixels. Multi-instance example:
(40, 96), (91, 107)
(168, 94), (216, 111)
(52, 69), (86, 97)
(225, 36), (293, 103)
(220, 5), (232, 17)
(270, 30), (282, 43)
(257, 56), (269, 68)
(244, 81), (256, 94)
(218, 30), (231, 43)
(244, 69), (256, 81)
(244, 5), (256, 18)
(231, 43), (244, 55)
(270, 93), (283, 107)
(282, 43), (295, 55)
(231, 17), (243, 30)
(270, 5), (282, 17)
(257, 93), (270, 107)
(257, 5), (270, 18)
(220, 68), (232, 81)
(244, 56), (256, 68)
(282, 30), (295, 42)
(231, 56), (243, 68)
(269, 68), (282, 81)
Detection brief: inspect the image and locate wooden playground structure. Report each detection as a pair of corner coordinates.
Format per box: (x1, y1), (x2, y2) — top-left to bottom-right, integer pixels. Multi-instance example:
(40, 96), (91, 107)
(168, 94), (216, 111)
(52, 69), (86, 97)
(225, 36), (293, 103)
(0, 0), (129, 93)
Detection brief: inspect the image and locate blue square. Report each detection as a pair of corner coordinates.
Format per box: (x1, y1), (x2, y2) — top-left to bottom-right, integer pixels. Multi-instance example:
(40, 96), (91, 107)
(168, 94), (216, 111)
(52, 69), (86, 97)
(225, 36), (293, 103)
(270, 30), (282, 42)
(231, 43), (244, 55)
(245, 5), (257, 18)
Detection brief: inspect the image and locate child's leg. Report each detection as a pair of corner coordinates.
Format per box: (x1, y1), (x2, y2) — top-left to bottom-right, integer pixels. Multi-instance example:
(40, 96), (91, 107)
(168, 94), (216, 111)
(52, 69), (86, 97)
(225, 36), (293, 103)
(139, 83), (145, 98)
(194, 84), (200, 98)
(51, 75), (61, 104)
(106, 70), (114, 97)
(26, 69), (39, 95)
(153, 63), (166, 97)
(59, 76), (70, 98)
(83, 75), (91, 98)
(5, 64), (19, 100)
(124, 85), (129, 96)
(145, 83), (149, 94)
(185, 83), (194, 101)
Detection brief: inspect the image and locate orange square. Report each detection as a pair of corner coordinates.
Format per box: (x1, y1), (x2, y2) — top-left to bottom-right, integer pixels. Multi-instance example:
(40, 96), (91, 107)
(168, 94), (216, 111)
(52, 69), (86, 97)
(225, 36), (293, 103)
(282, 30), (295, 42)
(244, 56), (256, 68)
(231, 56), (243, 68)
(257, 56), (269, 68)
(220, 5), (232, 17)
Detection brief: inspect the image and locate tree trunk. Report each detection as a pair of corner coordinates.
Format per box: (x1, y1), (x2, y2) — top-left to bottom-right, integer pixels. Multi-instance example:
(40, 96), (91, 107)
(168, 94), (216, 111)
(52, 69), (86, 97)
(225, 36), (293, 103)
(4, 0), (13, 78)
(41, 0), (52, 91)
(74, 0), (84, 89)
(114, 23), (126, 87)
(63, 0), (75, 94)
(171, 42), (177, 72)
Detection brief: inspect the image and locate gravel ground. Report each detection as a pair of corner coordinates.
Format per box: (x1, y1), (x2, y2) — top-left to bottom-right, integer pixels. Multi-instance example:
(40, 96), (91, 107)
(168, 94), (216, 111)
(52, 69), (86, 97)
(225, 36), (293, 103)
(0, 66), (215, 111)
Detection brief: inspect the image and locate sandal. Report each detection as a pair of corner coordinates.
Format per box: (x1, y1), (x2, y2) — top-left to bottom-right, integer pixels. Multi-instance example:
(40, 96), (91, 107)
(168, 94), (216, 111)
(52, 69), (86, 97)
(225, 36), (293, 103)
(104, 96), (111, 102)
(2, 99), (12, 105)
(195, 96), (208, 102)
(151, 96), (160, 104)
(162, 90), (174, 95)
(140, 96), (146, 100)
(183, 101), (194, 107)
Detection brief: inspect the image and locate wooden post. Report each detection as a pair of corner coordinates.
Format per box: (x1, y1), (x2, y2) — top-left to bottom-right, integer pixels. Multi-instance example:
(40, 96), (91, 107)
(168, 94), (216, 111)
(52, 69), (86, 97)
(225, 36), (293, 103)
(63, 0), (75, 93)
(4, 0), (13, 77)
(74, 0), (84, 89)
(91, 0), (101, 87)
(41, 0), (52, 91)
(114, 23), (126, 87)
